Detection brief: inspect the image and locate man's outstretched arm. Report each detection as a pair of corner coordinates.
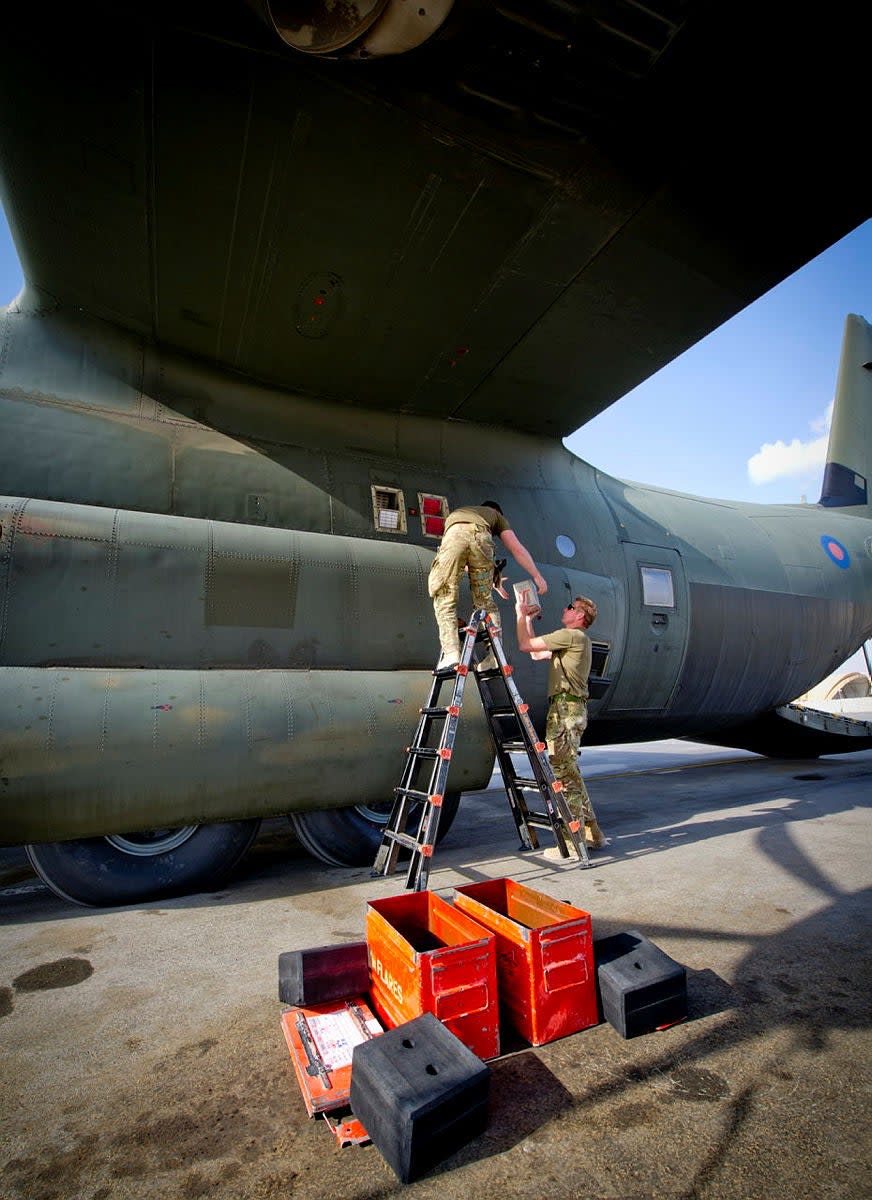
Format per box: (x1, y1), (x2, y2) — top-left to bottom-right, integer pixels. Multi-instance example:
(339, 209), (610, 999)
(500, 530), (548, 595)
(515, 604), (551, 659)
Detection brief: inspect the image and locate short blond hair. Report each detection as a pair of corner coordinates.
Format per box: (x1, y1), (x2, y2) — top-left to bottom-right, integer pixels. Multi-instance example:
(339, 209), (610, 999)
(573, 595), (597, 627)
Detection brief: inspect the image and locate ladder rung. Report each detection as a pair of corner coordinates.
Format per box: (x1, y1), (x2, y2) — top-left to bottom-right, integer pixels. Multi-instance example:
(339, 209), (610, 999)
(383, 831), (426, 851)
(436, 663), (468, 677)
(420, 706), (451, 717)
(394, 787), (430, 802)
(497, 740), (526, 751)
(408, 746), (445, 760)
(524, 813), (577, 836)
(488, 706), (515, 718)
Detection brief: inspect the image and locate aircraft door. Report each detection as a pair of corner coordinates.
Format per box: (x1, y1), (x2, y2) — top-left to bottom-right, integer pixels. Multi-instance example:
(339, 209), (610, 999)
(605, 545), (688, 713)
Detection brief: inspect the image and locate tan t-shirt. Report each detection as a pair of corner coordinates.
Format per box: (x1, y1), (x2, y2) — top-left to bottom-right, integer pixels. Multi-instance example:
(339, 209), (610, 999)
(540, 628), (591, 700)
(444, 505), (510, 537)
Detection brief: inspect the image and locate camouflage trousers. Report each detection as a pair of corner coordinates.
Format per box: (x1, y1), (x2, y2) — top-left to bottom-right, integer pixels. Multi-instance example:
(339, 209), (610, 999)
(428, 524), (501, 658)
(545, 693), (595, 823)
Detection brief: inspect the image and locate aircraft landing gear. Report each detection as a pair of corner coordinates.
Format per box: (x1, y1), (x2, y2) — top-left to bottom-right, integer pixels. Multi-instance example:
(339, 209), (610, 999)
(291, 792), (462, 868)
(25, 820), (262, 907)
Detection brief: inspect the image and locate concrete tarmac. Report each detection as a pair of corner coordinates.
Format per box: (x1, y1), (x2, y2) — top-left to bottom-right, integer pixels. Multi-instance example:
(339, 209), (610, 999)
(1, 740), (871, 1200)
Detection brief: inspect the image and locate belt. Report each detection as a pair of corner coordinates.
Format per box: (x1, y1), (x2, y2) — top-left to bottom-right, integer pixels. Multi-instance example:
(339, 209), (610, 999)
(549, 692), (585, 704)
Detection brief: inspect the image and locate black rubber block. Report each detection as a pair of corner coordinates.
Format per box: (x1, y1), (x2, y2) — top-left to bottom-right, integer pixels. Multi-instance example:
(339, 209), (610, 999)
(278, 941), (369, 1007)
(350, 1012), (489, 1182)
(594, 930), (687, 1038)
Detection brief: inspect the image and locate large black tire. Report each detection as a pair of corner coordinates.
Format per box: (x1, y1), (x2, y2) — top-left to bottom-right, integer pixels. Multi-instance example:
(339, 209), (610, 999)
(291, 793), (462, 868)
(25, 820), (262, 907)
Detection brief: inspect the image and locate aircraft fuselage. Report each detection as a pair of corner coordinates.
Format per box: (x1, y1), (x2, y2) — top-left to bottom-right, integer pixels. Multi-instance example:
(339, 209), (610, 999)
(1, 305), (871, 845)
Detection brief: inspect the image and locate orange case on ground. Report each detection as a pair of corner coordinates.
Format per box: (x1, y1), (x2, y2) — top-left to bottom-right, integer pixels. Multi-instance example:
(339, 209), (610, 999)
(366, 890), (500, 1060)
(452, 877), (597, 1046)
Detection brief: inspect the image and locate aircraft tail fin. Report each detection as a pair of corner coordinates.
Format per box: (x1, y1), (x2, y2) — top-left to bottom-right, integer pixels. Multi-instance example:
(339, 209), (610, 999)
(819, 313), (872, 511)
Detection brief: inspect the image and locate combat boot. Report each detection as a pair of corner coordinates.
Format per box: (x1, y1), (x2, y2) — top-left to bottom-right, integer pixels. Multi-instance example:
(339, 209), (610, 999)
(475, 626), (502, 673)
(584, 820), (607, 849)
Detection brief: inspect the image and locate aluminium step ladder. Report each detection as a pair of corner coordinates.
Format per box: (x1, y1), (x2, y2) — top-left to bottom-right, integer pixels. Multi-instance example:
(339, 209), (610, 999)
(372, 608), (590, 891)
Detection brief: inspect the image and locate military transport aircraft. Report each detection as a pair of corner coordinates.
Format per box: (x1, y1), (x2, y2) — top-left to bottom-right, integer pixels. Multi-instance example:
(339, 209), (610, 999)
(0, 1), (870, 906)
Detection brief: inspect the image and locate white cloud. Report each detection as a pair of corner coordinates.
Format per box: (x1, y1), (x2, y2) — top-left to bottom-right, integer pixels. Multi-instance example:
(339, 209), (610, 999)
(747, 404), (832, 485)
(810, 401), (834, 436)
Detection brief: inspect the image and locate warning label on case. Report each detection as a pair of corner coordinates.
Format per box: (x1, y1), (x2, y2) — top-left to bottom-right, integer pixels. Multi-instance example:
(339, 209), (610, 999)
(307, 1008), (380, 1072)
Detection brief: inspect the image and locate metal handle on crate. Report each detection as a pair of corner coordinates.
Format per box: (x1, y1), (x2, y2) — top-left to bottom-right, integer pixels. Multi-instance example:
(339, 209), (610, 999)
(296, 1014), (332, 1088)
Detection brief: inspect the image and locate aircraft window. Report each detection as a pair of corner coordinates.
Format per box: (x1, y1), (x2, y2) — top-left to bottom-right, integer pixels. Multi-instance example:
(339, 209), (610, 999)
(418, 492), (448, 538)
(640, 566), (675, 608)
(371, 486), (407, 534)
(555, 534), (576, 558)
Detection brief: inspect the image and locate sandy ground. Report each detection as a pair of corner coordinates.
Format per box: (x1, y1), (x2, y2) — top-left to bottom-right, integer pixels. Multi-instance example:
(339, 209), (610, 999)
(1, 742), (870, 1199)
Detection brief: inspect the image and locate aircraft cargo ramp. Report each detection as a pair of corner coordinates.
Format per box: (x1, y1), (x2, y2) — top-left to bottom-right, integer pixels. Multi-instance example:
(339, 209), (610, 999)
(701, 656), (872, 758)
(779, 658), (872, 748)
(777, 698), (872, 742)
(697, 685), (872, 758)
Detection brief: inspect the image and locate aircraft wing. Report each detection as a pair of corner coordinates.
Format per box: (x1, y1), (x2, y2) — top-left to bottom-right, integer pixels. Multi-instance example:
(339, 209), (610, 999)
(0, 0), (867, 438)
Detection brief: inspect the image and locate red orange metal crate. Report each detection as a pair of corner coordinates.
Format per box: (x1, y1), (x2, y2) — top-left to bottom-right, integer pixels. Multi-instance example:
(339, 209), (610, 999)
(451, 878), (597, 1046)
(365, 890), (500, 1060)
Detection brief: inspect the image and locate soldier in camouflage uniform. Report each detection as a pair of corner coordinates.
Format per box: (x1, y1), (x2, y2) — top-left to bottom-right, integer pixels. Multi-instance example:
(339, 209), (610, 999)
(428, 501), (547, 669)
(515, 594), (607, 849)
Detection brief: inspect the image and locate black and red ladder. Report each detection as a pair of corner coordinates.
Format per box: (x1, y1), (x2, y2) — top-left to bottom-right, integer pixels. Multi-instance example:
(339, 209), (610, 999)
(372, 608), (590, 891)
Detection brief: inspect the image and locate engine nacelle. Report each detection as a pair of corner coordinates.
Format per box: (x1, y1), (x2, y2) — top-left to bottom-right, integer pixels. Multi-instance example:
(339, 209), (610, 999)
(247, 0), (455, 59)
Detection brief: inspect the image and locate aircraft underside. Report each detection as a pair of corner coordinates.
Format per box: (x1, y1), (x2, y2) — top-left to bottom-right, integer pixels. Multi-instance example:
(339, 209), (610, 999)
(0, 4), (870, 904)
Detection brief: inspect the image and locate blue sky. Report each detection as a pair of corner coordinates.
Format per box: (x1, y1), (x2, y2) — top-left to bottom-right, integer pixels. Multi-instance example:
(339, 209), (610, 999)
(0, 210), (22, 306)
(565, 218), (872, 505)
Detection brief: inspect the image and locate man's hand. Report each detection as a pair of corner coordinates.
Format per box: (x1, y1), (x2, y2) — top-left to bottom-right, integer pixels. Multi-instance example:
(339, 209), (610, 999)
(517, 602), (541, 619)
(492, 557), (510, 600)
(534, 574), (548, 596)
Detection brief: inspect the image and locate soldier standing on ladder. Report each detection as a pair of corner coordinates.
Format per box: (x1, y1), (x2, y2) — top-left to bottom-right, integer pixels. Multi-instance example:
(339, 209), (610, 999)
(515, 596), (608, 850)
(428, 501), (548, 671)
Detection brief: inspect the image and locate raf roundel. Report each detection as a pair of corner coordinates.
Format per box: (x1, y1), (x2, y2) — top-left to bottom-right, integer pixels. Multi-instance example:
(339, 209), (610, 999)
(820, 535), (851, 569)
